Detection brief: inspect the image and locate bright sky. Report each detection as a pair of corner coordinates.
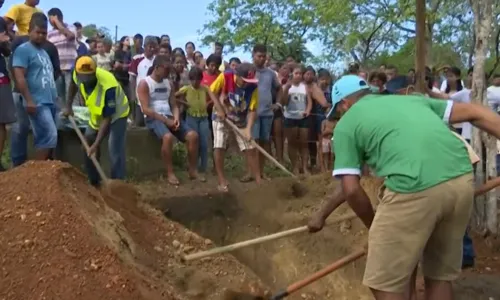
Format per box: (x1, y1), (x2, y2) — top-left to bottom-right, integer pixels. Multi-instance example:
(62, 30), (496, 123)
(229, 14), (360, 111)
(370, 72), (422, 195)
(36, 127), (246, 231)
(1, 0), (326, 64)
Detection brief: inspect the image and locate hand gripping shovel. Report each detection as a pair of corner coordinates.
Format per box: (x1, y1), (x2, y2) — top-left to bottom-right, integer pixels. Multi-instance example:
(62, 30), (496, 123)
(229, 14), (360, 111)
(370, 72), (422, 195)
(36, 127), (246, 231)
(67, 116), (138, 206)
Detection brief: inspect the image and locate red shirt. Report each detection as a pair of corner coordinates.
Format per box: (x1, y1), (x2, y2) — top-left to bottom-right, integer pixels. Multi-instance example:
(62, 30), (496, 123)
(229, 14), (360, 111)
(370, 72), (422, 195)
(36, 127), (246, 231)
(201, 71), (219, 87)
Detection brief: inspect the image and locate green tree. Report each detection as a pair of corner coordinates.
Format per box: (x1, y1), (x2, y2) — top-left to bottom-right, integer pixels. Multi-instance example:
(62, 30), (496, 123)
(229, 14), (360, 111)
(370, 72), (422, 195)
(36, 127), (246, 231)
(200, 0), (317, 62)
(82, 24), (112, 40)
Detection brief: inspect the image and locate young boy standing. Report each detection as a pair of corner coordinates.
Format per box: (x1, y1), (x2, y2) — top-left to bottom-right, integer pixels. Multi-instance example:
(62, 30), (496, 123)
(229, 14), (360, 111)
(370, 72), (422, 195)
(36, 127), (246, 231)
(209, 63), (260, 192)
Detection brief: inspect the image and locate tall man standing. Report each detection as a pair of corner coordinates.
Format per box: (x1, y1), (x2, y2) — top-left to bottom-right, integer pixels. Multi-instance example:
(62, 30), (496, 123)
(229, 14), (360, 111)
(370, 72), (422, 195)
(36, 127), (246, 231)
(12, 13), (58, 161)
(65, 56), (130, 187)
(240, 44), (281, 182)
(323, 74), (500, 300)
(3, 0), (40, 36)
(47, 8), (76, 106)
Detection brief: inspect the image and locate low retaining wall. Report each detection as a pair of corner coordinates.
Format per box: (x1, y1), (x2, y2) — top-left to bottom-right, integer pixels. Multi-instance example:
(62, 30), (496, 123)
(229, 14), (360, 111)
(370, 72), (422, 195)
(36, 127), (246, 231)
(28, 127), (169, 180)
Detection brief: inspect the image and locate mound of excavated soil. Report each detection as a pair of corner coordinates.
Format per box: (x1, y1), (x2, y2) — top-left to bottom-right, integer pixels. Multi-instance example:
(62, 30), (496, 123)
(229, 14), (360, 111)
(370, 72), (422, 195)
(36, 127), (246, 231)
(0, 161), (266, 300)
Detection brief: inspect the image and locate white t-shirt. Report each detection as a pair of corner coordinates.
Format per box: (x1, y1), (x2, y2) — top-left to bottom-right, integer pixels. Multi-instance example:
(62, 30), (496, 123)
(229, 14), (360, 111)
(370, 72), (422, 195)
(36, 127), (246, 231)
(284, 83), (308, 119)
(450, 88), (500, 140)
(136, 56), (154, 88)
(449, 89), (472, 140)
(142, 76), (172, 116)
(487, 86), (500, 111)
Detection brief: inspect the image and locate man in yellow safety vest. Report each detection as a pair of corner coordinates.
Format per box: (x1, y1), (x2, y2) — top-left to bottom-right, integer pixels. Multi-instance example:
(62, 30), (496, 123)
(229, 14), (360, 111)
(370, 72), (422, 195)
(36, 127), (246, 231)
(64, 55), (130, 187)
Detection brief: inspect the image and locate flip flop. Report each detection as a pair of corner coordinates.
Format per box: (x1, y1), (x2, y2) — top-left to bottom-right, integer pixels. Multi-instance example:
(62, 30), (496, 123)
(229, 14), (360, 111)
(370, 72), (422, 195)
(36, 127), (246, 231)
(198, 175), (207, 183)
(239, 175), (254, 183)
(217, 184), (229, 193)
(167, 177), (180, 186)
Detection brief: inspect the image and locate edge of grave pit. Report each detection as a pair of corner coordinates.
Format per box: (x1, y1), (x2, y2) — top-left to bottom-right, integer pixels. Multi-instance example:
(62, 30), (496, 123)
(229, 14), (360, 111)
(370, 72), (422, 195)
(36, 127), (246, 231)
(20, 127), (168, 180)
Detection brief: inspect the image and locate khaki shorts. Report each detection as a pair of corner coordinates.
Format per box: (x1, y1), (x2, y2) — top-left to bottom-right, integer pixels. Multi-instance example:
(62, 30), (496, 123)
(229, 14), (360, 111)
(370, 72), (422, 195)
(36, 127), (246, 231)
(363, 173), (474, 293)
(212, 120), (254, 151)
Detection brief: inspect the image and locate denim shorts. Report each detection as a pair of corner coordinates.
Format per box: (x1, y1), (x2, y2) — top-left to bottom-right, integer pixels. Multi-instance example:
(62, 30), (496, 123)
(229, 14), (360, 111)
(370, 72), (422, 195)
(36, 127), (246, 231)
(145, 117), (192, 142)
(284, 117), (309, 129)
(28, 104), (58, 149)
(252, 115), (274, 141)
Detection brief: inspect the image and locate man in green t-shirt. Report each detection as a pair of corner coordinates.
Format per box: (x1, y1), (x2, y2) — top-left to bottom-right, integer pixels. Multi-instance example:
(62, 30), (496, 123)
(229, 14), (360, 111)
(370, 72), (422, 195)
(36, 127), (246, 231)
(312, 74), (500, 300)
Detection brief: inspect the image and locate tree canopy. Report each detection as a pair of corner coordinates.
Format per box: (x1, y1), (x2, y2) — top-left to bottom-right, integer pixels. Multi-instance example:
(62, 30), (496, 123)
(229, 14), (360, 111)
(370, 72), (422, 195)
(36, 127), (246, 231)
(200, 0), (500, 73)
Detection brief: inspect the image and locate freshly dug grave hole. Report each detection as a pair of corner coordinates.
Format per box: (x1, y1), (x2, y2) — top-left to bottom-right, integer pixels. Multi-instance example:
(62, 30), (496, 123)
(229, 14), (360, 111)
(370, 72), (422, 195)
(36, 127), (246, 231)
(150, 174), (500, 300)
(0, 161), (267, 300)
(153, 174), (382, 300)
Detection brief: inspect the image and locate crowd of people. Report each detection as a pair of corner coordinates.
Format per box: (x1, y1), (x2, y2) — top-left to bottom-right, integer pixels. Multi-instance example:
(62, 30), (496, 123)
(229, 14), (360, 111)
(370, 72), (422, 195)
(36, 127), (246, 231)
(1, 1), (500, 186)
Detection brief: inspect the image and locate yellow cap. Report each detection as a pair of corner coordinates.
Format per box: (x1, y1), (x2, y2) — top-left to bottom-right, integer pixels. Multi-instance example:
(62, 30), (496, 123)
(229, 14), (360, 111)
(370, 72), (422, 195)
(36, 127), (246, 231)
(75, 56), (97, 74)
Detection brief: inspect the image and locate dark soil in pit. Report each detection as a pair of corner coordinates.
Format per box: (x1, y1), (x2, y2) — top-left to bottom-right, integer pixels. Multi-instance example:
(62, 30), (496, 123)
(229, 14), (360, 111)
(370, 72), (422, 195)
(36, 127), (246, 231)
(142, 174), (500, 300)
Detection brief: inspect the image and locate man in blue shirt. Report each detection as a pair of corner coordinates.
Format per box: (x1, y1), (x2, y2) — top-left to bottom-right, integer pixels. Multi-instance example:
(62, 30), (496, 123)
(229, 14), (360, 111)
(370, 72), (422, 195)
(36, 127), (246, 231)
(12, 12), (58, 161)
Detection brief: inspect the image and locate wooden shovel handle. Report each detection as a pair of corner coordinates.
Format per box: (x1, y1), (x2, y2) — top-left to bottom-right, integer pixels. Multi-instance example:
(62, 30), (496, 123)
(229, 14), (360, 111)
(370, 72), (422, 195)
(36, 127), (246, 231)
(68, 116), (108, 182)
(271, 248), (367, 300)
(182, 213), (356, 261)
(224, 119), (296, 178)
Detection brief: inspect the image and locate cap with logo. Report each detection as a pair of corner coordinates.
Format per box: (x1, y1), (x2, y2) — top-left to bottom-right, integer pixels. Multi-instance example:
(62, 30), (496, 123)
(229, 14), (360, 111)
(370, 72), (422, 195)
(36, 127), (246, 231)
(326, 75), (370, 119)
(74, 56), (97, 84)
(235, 63), (258, 84)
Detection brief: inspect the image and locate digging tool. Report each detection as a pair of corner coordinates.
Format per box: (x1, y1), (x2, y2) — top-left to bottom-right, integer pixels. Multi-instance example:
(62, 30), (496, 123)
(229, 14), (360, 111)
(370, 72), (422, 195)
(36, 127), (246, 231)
(68, 116), (138, 202)
(184, 174), (500, 262)
(271, 247), (367, 299)
(182, 212), (357, 261)
(224, 119), (296, 178)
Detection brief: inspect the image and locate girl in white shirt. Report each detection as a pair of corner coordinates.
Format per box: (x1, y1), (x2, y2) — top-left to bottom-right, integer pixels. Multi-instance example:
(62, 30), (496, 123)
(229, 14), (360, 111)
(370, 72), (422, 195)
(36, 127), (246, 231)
(282, 65), (312, 175)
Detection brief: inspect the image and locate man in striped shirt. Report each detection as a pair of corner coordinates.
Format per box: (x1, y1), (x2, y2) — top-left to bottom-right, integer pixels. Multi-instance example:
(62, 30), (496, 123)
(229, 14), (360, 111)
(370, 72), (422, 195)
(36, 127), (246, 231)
(47, 7), (76, 106)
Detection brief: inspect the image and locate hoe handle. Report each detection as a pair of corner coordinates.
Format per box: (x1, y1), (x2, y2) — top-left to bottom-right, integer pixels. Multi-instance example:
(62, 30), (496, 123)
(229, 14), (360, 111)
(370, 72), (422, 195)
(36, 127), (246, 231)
(182, 213), (357, 261)
(68, 116), (108, 182)
(271, 248), (367, 300)
(224, 119), (296, 178)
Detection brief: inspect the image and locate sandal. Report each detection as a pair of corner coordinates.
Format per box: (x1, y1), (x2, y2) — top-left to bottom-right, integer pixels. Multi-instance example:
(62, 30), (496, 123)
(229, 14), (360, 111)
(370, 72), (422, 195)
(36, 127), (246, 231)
(217, 184), (229, 193)
(167, 176), (180, 186)
(239, 174), (254, 183)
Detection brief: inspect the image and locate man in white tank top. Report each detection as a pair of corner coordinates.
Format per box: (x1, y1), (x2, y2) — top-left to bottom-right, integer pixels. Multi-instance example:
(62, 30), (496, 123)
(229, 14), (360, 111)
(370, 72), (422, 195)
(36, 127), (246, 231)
(137, 55), (199, 185)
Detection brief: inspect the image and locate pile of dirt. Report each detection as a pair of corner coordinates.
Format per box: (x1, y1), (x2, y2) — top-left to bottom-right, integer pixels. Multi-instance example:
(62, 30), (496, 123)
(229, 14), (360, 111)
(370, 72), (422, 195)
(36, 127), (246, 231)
(0, 161), (267, 300)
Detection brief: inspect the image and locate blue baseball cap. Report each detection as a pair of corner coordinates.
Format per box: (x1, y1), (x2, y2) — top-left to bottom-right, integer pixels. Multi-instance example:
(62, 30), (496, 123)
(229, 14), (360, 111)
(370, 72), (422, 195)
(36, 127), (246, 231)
(326, 75), (370, 119)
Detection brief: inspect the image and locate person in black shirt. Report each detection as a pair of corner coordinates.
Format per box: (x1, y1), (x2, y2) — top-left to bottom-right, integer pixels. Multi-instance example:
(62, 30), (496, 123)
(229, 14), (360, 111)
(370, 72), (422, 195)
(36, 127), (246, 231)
(112, 36), (131, 99)
(0, 10), (13, 171)
(9, 34), (61, 167)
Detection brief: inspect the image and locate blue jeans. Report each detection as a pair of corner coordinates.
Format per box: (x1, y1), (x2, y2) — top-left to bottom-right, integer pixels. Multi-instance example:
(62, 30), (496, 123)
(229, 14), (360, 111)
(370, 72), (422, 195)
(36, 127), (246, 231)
(10, 93), (30, 166)
(84, 118), (127, 186)
(252, 115), (273, 142)
(28, 104), (57, 149)
(186, 115), (209, 172)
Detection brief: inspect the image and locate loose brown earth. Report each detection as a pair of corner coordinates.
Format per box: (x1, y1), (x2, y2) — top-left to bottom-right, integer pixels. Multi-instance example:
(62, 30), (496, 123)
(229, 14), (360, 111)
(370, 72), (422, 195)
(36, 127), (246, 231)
(1, 161), (500, 300)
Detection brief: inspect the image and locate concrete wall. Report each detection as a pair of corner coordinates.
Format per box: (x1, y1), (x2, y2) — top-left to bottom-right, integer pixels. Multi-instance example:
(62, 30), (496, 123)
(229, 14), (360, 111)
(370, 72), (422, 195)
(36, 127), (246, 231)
(42, 128), (167, 180)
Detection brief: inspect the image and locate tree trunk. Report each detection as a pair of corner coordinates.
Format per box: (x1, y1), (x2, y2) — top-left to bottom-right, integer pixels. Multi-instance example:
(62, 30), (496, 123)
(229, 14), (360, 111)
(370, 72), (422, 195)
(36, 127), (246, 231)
(471, 0), (497, 235)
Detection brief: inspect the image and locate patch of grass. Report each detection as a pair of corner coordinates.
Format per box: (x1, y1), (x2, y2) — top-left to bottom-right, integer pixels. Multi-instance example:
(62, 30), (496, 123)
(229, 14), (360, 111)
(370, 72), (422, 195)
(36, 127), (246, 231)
(1, 140), (11, 167)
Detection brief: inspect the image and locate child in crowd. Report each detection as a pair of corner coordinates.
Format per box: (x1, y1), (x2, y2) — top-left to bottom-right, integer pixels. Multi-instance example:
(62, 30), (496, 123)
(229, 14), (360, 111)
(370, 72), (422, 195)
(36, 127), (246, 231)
(92, 40), (112, 71)
(175, 67), (225, 182)
(316, 68), (332, 170)
(320, 118), (335, 172)
(282, 65), (312, 175)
